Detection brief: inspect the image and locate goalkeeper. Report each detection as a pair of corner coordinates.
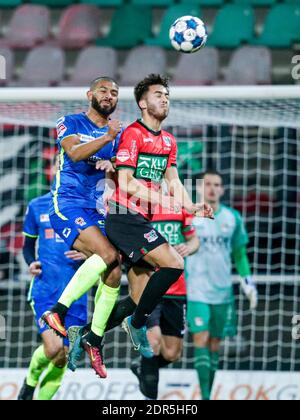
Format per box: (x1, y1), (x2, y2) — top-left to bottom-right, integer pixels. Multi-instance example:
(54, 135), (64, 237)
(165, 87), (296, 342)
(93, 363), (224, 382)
(186, 170), (258, 401)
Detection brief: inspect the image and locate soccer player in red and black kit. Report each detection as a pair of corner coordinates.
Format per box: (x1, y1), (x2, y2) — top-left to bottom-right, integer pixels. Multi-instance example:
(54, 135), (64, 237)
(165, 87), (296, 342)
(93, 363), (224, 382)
(105, 74), (214, 357)
(130, 204), (200, 400)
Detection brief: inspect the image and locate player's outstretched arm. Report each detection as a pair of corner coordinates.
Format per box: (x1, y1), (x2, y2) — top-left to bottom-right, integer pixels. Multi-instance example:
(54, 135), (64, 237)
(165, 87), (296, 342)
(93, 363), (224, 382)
(165, 167), (214, 219)
(61, 120), (122, 163)
(118, 169), (165, 207)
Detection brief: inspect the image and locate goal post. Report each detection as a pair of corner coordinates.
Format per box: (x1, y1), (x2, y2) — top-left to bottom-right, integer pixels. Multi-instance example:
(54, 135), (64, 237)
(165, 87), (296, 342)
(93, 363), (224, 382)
(0, 86), (299, 374)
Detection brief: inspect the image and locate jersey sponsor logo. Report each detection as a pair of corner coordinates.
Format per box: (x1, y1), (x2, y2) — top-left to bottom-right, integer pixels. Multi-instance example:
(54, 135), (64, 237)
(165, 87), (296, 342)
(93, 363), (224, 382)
(57, 124), (67, 137)
(63, 228), (72, 239)
(163, 136), (172, 147)
(45, 228), (55, 239)
(152, 221), (183, 246)
(144, 137), (154, 144)
(75, 217), (87, 227)
(40, 214), (50, 223)
(144, 229), (159, 243)
(117, 150), (131, 163)
(136, 154), (168, 183)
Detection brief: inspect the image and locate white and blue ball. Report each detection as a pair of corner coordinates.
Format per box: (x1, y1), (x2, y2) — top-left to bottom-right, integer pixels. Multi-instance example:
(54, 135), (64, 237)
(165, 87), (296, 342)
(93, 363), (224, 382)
(169, 16), (207, 53)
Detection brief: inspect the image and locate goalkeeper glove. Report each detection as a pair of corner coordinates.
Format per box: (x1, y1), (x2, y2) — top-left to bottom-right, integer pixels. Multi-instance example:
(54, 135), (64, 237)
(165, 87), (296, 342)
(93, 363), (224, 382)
(240, 276), (258, 310)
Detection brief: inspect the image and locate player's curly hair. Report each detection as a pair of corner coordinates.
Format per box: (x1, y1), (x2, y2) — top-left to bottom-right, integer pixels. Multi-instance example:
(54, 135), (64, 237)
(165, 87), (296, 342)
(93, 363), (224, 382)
(134, 74), (170, 107)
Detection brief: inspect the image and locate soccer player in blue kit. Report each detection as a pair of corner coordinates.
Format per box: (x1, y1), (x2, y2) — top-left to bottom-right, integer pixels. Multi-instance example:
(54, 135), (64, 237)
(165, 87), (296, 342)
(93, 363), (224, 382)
(41, 77), (123, 378)
(18, 156), (88, 400)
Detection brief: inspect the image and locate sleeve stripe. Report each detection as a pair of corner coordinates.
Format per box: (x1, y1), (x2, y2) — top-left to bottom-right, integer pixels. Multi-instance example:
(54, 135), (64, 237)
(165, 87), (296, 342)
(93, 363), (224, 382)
(23, 232), (38, 238)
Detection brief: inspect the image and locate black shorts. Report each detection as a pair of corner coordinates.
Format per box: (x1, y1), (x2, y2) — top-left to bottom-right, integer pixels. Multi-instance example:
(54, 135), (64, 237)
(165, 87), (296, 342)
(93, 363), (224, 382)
(106, 211), (167, 265)
(146, 297), (187, 339)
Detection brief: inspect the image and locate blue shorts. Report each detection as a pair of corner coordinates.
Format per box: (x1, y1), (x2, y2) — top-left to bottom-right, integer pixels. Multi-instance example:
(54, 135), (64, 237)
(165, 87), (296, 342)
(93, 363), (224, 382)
(29, 298), (88, 347)
(50, 207), (106, 248)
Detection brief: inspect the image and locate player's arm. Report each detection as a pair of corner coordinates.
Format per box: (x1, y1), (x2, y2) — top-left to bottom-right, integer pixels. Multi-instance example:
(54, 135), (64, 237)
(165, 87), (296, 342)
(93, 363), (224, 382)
(165, 166), (214, 219)
(23, 203), (42, 276)
(118, 169), (166, 207)
(232, 211), (257, 309)
(61, 120), (122, 163)
(22, 236), (42, 276)
(174, 232), (200, 258)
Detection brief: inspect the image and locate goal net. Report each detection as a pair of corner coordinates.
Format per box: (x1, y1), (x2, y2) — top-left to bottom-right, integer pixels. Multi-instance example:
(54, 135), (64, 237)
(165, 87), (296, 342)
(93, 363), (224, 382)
(0, 86), (299, 373)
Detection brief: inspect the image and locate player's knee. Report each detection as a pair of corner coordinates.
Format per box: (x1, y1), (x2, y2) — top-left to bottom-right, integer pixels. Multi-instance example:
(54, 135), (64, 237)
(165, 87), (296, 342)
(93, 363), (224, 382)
(163, 346), (183, 363)
(53, 348), (67, 368)
(104, 265), (122, 288)
(210, 338), (221, 353)
(44, 343), (64, 361)
(169, 254), (184, 270)
(101, 249), (120, 268)
(150, 338), (161, 356)
(194, 332), (210, 348)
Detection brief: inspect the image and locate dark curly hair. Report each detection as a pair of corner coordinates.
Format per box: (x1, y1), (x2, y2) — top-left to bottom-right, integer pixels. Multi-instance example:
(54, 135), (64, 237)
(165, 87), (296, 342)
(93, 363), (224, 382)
(134, 74), (170, 108)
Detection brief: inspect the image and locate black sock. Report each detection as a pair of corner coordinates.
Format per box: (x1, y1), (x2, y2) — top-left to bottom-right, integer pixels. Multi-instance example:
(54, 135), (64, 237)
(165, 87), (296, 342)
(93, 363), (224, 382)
(157, 354), (171, 368)
(51, 303), (68, 323)
(141, 356), (159, 400)
(131, 268), (183, 329)
(105, 296), (137, 332)
(84, 330), (103, 347)
(83, 296), (136, 334)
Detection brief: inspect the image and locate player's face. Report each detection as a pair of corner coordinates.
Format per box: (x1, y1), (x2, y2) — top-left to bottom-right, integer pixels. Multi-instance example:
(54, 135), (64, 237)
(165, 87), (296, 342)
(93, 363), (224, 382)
(142, 85), (170, 122)
(89, 81), (119, 117)
(203, 174), (224, 204)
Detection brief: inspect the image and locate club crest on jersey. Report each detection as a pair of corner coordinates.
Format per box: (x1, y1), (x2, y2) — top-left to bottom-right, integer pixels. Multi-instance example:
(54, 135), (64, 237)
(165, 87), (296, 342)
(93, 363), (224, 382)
(75, 217), (87, 227)
(195, 317), (205, 327)
(144, 230), (159, 243)
(163, 136), (172, 147)
(57, 124), (67, 137)
(40, 214), (50, 223)
(117, 150), (130, 163)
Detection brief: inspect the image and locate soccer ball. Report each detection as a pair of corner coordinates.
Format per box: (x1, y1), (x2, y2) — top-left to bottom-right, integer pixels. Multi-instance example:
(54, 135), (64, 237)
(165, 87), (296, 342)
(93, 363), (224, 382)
(169, 16), (207, 53)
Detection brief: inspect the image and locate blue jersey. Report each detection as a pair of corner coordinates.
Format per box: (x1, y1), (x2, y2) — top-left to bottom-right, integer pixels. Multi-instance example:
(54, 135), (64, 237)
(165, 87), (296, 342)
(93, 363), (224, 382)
(23, 193), (87, 317)
(50, 113), (122, 215)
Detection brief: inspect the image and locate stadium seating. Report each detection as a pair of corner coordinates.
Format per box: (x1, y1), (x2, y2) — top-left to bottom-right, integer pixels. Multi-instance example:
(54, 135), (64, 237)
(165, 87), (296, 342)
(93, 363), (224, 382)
(0, 5), (50, 49)
(96, 5), (152, 49)
(0, 0), (22, 7)
(0, 47), (14, 85)
(233, 0), (277, 5)
(28, 0), (73, 6)
(56, 5), (101, 49)
(146, 4), (201, 48)
(119, 46), (167, 85)
(79, 0), (124, 5)
(253, 4), (300, 47)
(207, 5), (255, 48)
(17, 46), (65, 86)
(131, 0), (174, 6)
(180, 0), (224, 5)
(224, 46), (272, 85)
(172, 47), (219, 85)
(64, 47), (117, 86)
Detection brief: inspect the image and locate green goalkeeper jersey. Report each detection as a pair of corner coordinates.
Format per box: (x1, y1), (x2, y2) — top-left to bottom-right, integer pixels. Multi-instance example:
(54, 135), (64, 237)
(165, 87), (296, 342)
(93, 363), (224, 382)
(186, 204), (249, 305)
